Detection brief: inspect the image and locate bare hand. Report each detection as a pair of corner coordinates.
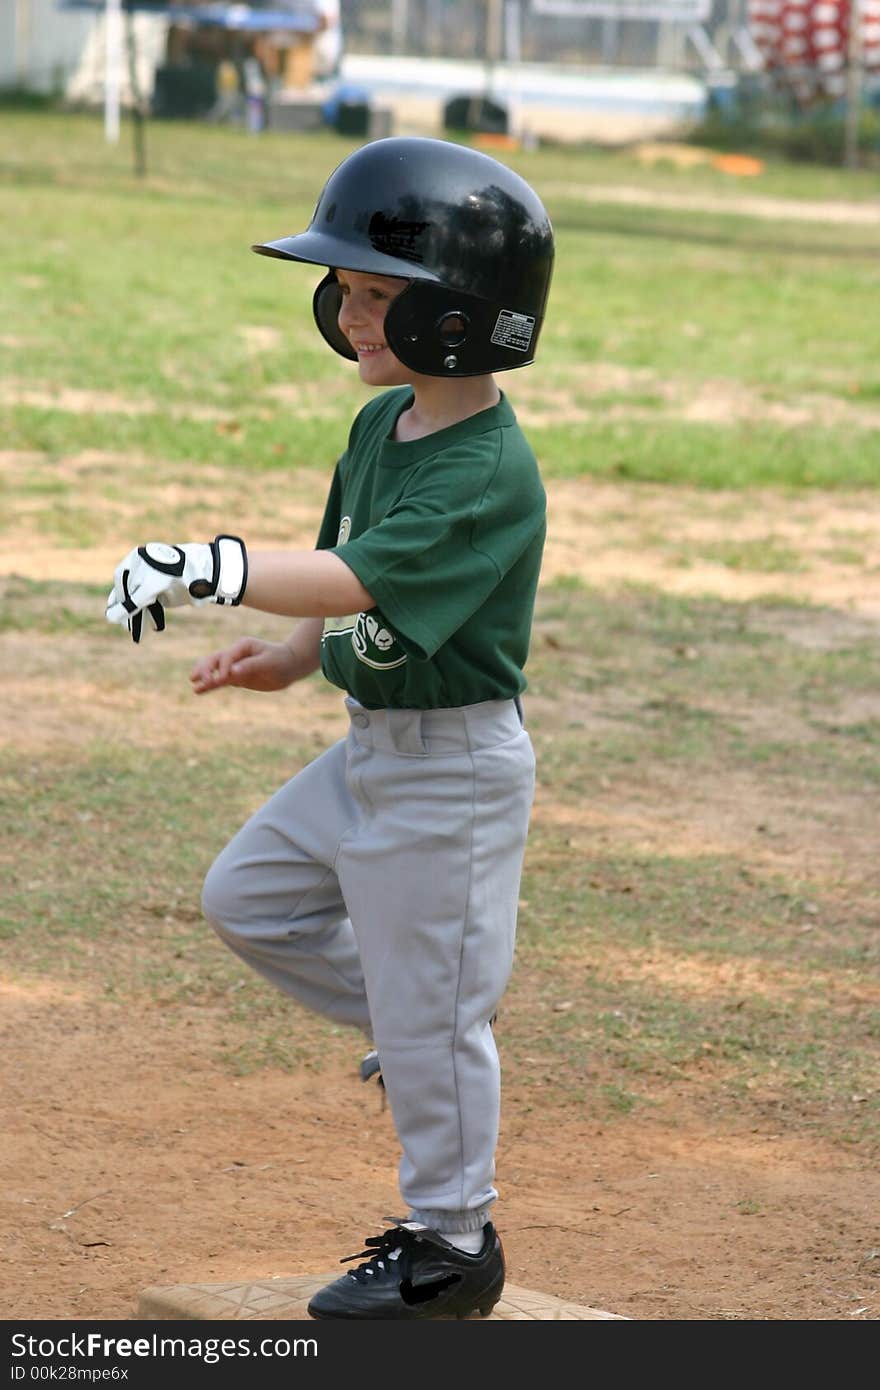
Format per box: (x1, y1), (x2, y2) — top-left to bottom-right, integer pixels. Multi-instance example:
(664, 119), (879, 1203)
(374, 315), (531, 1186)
(190, 637), (298, 695)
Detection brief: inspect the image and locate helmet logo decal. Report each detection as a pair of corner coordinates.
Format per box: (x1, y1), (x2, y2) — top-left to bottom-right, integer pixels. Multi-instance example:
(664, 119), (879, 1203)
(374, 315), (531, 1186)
(368, 211), (429, 264)
(490, 309), (536, 354)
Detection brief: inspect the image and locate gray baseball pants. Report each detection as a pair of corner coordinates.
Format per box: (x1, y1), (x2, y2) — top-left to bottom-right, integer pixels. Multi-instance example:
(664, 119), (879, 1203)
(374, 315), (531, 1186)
(202, 695), (536, 1234)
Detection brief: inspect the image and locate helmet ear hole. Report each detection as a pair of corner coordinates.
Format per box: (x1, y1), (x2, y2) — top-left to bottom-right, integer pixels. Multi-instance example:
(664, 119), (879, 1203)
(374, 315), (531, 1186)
(312, 273), (357, 361)
(436, 311), (469, 347)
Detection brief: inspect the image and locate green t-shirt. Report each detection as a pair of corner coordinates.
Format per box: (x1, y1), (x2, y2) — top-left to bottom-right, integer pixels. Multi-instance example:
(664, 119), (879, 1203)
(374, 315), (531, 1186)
(315, 386), (546, 710)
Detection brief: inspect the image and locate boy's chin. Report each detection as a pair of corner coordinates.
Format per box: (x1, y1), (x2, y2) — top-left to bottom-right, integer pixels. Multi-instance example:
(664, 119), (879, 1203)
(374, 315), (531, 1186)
(357, 358), (413, 388)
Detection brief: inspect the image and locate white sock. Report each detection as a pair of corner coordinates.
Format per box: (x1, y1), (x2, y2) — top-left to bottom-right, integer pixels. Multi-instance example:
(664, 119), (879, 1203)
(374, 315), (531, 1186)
(442, 1228), (485, 1255)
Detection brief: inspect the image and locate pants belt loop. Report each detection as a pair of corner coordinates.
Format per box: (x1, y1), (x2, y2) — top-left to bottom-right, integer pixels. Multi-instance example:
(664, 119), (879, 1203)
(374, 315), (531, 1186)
(389, 709), (427, 755)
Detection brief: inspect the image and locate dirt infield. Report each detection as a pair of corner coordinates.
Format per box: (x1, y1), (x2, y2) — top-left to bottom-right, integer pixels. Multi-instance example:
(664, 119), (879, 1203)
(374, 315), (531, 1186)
(2, 475), (879, 1322)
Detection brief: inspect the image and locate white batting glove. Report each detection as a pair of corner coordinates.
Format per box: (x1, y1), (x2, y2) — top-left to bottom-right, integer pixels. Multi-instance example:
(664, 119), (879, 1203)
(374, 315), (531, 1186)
(105, 535), (248, 644)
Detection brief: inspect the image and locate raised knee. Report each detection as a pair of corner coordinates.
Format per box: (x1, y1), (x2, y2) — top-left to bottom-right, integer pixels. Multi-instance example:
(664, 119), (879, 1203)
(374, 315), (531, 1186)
(201, 854), (237, 934)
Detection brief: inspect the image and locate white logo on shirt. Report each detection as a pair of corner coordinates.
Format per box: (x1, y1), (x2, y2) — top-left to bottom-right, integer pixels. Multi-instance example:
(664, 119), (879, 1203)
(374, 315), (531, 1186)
(352, 613), (407, 669)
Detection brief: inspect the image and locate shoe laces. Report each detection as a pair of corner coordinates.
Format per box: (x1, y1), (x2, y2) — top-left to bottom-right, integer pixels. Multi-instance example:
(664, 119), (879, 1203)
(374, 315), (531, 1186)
(340, 1218), (423, 1283)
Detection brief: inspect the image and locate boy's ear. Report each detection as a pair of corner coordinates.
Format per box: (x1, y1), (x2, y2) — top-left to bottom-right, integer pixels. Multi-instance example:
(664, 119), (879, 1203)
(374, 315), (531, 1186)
(313, 273), (357, 361)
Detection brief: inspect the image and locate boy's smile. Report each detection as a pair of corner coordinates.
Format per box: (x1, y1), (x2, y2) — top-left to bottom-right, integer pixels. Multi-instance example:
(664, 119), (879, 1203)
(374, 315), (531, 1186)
(335, 268), (411, 386)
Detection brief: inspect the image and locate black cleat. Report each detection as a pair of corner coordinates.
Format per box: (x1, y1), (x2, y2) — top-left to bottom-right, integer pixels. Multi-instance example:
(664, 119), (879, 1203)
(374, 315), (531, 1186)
(359, 1049), (386, 1110)
(360, 1048), (385, 1087)
(307, 1218), (505, 1320)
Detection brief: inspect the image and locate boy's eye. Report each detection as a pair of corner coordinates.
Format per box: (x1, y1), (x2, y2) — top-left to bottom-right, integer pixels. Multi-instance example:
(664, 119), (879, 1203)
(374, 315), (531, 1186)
(336, 280), (394, 304)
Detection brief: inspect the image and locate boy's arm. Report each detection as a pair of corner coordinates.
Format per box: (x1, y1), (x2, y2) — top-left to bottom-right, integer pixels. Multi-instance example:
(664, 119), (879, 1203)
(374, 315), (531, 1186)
(244, 550), (374, 618)
(190, 615), (326, 696)
(106, 536), (375, 643)
(283, 614), (326, 677)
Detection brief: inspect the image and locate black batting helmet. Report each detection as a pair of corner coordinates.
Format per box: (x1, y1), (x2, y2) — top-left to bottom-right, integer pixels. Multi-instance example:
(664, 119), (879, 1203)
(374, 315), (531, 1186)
(252, 136), (554, 377)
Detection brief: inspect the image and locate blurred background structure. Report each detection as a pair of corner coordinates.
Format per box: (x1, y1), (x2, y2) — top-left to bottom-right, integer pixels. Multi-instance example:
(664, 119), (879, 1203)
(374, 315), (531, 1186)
(1, 0), (879, 160)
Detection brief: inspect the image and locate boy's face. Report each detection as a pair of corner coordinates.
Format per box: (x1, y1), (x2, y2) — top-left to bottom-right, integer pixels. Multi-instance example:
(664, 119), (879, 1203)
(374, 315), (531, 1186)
(334, 269), (411, 387)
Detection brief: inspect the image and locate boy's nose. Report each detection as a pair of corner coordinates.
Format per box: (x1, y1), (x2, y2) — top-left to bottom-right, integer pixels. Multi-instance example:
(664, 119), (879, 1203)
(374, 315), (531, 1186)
(337, 296), (361, 331)
(337, 290), (361, 319)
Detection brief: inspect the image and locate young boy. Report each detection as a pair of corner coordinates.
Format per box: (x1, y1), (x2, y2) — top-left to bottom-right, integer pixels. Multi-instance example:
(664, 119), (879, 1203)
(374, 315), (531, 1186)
(106, 136), (554, 1320)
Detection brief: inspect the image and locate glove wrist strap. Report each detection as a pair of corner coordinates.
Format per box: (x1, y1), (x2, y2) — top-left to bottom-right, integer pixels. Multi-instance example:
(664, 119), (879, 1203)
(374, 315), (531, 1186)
(210, 534), (248, 606)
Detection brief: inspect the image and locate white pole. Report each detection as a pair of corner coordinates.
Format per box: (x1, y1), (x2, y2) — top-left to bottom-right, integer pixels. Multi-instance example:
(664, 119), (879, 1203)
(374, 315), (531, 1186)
(504, 0), (521, 63)
(105, 0), (123, 143)
(391, 0), (408, 54)
(486, 0), (504, 64)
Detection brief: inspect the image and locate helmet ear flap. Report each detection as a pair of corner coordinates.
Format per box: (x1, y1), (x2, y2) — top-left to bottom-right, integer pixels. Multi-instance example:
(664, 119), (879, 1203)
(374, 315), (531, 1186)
(385, 281), (542, 377)
(312, 273), (357, 361)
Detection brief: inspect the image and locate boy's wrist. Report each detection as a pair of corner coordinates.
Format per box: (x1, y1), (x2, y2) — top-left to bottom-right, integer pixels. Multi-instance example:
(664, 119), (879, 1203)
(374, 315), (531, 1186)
(283, 627), (321, 682)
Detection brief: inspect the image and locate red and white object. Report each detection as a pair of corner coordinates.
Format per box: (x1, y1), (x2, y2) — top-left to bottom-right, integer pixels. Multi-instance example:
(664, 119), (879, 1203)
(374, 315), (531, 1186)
(747, 0), (880, 98)
(746, 0), (784, 69)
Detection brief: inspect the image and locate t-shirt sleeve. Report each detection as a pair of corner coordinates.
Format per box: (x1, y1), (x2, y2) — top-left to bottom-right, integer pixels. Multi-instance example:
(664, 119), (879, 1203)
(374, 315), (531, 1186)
(331, 450), (545, 661)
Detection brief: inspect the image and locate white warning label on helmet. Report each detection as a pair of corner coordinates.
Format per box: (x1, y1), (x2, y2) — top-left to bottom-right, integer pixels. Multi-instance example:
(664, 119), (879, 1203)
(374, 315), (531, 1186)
(490, 309), (535, 353)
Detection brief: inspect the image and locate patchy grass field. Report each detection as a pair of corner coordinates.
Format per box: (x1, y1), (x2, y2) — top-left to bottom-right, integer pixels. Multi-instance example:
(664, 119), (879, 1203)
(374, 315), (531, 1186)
(1, 112), (879, 1323)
